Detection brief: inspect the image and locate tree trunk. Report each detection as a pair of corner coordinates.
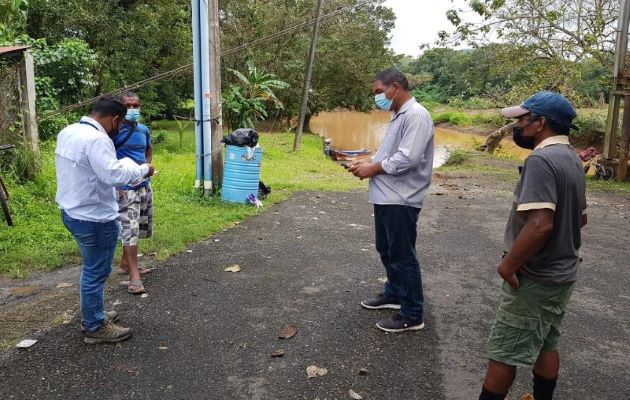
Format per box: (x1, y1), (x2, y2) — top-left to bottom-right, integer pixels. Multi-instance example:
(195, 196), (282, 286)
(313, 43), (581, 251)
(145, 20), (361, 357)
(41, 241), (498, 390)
(303, 113), (313, 133)
(481, 121), (517, 153)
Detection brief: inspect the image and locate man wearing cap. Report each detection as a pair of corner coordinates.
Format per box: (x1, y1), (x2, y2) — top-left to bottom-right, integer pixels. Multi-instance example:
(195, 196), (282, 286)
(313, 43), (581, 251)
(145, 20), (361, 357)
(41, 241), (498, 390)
(479, 92), (587, 400)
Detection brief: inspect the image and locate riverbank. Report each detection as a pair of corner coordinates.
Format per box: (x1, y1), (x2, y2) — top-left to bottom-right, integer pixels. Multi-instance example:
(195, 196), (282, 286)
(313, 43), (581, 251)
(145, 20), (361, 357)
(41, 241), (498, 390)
(1, 150), (628, 399)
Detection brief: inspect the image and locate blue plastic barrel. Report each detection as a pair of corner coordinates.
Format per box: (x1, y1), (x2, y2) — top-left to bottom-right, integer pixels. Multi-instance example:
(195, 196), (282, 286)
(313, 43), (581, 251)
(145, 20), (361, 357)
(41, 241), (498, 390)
(221, 145), (263, 203)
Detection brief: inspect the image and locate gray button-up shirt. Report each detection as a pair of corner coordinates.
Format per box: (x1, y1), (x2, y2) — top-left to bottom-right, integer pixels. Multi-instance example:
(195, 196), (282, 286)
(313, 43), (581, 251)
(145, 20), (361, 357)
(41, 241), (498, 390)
(369, 98), (434, 208)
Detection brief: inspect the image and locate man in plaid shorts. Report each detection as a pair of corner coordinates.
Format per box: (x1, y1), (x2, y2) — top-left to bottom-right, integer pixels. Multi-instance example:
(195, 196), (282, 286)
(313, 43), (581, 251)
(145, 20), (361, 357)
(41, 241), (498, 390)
(115, 92), (154, 294)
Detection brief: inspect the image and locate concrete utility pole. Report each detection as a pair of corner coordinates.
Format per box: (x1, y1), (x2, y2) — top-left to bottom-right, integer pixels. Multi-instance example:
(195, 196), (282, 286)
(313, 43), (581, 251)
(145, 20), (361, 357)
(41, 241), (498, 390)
(209, 0), (224, 192)
(293, 0), (324, 151)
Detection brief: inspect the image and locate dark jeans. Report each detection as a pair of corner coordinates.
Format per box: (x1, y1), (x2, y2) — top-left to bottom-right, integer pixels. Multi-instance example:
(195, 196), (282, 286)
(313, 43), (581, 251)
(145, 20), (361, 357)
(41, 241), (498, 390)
(374, 204), (424, 320)
(62, 211), (119, 332)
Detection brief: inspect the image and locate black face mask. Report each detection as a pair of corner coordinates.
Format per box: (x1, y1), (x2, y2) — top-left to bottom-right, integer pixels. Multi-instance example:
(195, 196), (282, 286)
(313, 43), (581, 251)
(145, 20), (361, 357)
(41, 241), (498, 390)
(108, 118), (121, 138)
(512, 119), (538, 150)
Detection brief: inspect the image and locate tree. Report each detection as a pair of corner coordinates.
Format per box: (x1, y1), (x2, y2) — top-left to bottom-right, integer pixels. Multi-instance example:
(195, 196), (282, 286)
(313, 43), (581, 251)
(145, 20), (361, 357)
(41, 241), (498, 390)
(220, 0), (396, 126)
(444, 0), (619, 67)
(0, 0), (28, 41)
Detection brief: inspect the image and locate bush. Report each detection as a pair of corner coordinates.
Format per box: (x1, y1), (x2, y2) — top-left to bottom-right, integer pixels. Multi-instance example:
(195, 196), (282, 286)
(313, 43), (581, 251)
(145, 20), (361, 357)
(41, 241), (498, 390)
(432, 111), (472, 126)
(448, 96), (496, 110)
(444, 149), (468, 166)
(151, 129), (168, 145)
(412, 86), (449, 104)
(37, 114), (70, 141)
(572, 110), (607, 146)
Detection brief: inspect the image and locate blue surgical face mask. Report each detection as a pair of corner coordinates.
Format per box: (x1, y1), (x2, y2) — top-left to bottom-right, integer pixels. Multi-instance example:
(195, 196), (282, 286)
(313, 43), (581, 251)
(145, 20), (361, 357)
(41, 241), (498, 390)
(374, 90), (393, 111)
(126, 108), (141, 122)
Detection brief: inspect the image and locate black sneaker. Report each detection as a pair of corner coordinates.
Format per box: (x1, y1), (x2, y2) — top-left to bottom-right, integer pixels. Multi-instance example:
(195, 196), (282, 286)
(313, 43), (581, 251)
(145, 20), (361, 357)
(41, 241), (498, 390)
(360, 294), (401, 310)
(376, 314), (424, 333)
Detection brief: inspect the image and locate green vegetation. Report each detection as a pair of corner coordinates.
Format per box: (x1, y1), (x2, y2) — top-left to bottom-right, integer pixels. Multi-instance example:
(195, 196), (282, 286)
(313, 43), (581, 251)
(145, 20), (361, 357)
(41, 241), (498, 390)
(443, 149), (468, 166)
(224, 61), (289, 131)
(0, 125), (364, 278)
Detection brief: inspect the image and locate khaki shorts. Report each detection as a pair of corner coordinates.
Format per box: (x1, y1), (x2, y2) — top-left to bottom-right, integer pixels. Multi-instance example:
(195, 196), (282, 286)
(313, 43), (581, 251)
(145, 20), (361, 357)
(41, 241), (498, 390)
(118, 184), (153, 246)
(487, 275), (575, 368)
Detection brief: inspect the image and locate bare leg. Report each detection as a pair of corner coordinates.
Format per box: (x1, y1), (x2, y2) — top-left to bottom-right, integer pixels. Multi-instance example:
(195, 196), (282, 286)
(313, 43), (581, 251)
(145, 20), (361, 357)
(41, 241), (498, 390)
(123, 245), (143, 293)
(531, 351), (559, 400)
(533, 350), (559, 379)
(482, 360), (516, 396)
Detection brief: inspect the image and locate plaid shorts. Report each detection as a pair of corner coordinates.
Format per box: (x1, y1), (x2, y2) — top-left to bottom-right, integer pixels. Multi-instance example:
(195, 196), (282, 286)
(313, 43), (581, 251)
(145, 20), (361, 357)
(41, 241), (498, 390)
(118, 184), (153, 246)
(487, 275), (575, 368)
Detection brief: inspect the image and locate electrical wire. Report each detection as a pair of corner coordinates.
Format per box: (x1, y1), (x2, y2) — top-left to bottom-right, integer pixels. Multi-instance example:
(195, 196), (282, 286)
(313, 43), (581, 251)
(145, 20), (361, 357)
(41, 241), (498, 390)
(37, 0), (372, 122)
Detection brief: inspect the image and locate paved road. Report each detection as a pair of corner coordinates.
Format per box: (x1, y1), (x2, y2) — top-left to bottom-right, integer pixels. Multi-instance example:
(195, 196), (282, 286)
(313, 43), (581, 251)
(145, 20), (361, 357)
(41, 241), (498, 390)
(1, 169), (628, 399)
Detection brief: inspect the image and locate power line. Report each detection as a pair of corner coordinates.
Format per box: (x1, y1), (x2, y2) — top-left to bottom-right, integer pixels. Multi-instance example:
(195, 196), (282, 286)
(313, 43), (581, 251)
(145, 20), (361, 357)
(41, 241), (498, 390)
(37, 0), (371, 122)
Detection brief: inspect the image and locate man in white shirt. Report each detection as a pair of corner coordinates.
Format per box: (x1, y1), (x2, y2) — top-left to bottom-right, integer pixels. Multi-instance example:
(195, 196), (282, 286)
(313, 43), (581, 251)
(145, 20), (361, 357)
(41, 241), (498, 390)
(56, 96), (154, 344)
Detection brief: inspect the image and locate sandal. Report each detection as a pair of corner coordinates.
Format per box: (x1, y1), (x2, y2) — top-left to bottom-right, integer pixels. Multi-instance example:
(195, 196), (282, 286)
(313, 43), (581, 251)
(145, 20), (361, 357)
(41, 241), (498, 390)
(127, 280), (146, 295)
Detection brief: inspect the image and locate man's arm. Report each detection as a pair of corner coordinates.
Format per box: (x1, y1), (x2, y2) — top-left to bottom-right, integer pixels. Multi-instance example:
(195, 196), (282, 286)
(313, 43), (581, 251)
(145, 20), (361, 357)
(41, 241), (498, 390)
(87, 136), (150, 187)
(498, 208), (555, 289)
(145, 146), (153, 164)
(349, 113), (432, 179)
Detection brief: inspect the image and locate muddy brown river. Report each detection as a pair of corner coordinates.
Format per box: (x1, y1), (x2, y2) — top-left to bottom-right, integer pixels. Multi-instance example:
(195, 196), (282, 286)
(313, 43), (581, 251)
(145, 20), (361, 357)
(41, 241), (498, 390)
(311, 110), (529, 165)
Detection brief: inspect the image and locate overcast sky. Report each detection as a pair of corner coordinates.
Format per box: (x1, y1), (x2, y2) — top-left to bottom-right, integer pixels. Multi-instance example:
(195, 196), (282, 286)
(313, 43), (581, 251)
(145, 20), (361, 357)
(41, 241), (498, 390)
(384, 0), (475, 56)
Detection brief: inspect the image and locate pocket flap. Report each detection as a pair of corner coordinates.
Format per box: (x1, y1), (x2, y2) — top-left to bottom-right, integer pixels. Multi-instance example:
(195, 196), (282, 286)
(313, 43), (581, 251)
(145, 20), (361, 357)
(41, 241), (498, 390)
(496, 310), (538, 331)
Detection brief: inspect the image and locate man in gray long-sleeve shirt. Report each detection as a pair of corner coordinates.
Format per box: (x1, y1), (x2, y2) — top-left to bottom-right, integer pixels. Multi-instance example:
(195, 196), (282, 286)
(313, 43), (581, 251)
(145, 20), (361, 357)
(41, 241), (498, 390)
(349, 68), (434, 333)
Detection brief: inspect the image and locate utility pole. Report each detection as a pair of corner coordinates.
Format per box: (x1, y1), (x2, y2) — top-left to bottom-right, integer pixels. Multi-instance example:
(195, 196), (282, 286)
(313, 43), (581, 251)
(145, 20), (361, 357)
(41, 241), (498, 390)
(603, 0), (630, 181)
(209, 0), (224, 192)
(293, 0), (324, 151)
(192, 0), (212, 193)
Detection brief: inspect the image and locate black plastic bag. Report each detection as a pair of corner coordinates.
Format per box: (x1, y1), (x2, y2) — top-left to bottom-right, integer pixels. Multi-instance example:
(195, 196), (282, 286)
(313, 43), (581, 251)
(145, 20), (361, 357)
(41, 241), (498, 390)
(258, 181), (271, 199)
(221, 128), (259, 147)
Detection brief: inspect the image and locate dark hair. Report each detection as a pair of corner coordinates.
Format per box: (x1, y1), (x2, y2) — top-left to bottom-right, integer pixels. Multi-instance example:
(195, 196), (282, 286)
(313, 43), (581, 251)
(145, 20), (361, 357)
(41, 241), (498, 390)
(119, 91), (139, 101)
(91, 96), (127, 119)
(530, 114), (571, 135)
(373, 67), (409, 91)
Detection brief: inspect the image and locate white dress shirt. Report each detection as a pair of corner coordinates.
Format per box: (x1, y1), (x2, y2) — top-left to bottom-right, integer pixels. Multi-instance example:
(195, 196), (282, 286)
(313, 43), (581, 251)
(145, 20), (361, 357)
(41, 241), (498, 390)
(55, 116), (149, 223)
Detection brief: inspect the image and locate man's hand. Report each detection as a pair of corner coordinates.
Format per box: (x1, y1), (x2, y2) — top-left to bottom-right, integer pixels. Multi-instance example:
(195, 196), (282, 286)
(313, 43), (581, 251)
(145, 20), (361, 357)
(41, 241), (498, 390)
(350, 158), (371, 166)
(348, 162), (383, 179)
(498, 262), (520, 289)
(146, 164), (155, 177)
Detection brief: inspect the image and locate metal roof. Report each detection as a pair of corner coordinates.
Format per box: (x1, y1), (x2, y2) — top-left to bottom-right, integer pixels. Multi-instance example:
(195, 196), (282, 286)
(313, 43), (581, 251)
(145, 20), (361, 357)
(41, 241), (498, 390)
(0, 46), (31, 56)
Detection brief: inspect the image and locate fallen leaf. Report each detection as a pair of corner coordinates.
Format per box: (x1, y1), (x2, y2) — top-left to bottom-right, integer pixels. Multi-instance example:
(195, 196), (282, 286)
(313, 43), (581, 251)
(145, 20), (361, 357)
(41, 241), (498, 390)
(271, 349), (285, 358)
(140, 293), (149, 298)
(224, 264), (241, 273)
(112, 299), (123, 306)
(349, 389), (363, 399)
(278, 324), (298, 339)
(137, 253), (144, 258)
(377, 277), (388, 283)
(186, 250), (193, 253)
(521, 395), (534, 400)
(120, 280), (130, 285)
(158, 346), (168, 350)
(306, 365), (328, 379)
(56, 283), (73, 288)
(358, 368), (368, 376)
